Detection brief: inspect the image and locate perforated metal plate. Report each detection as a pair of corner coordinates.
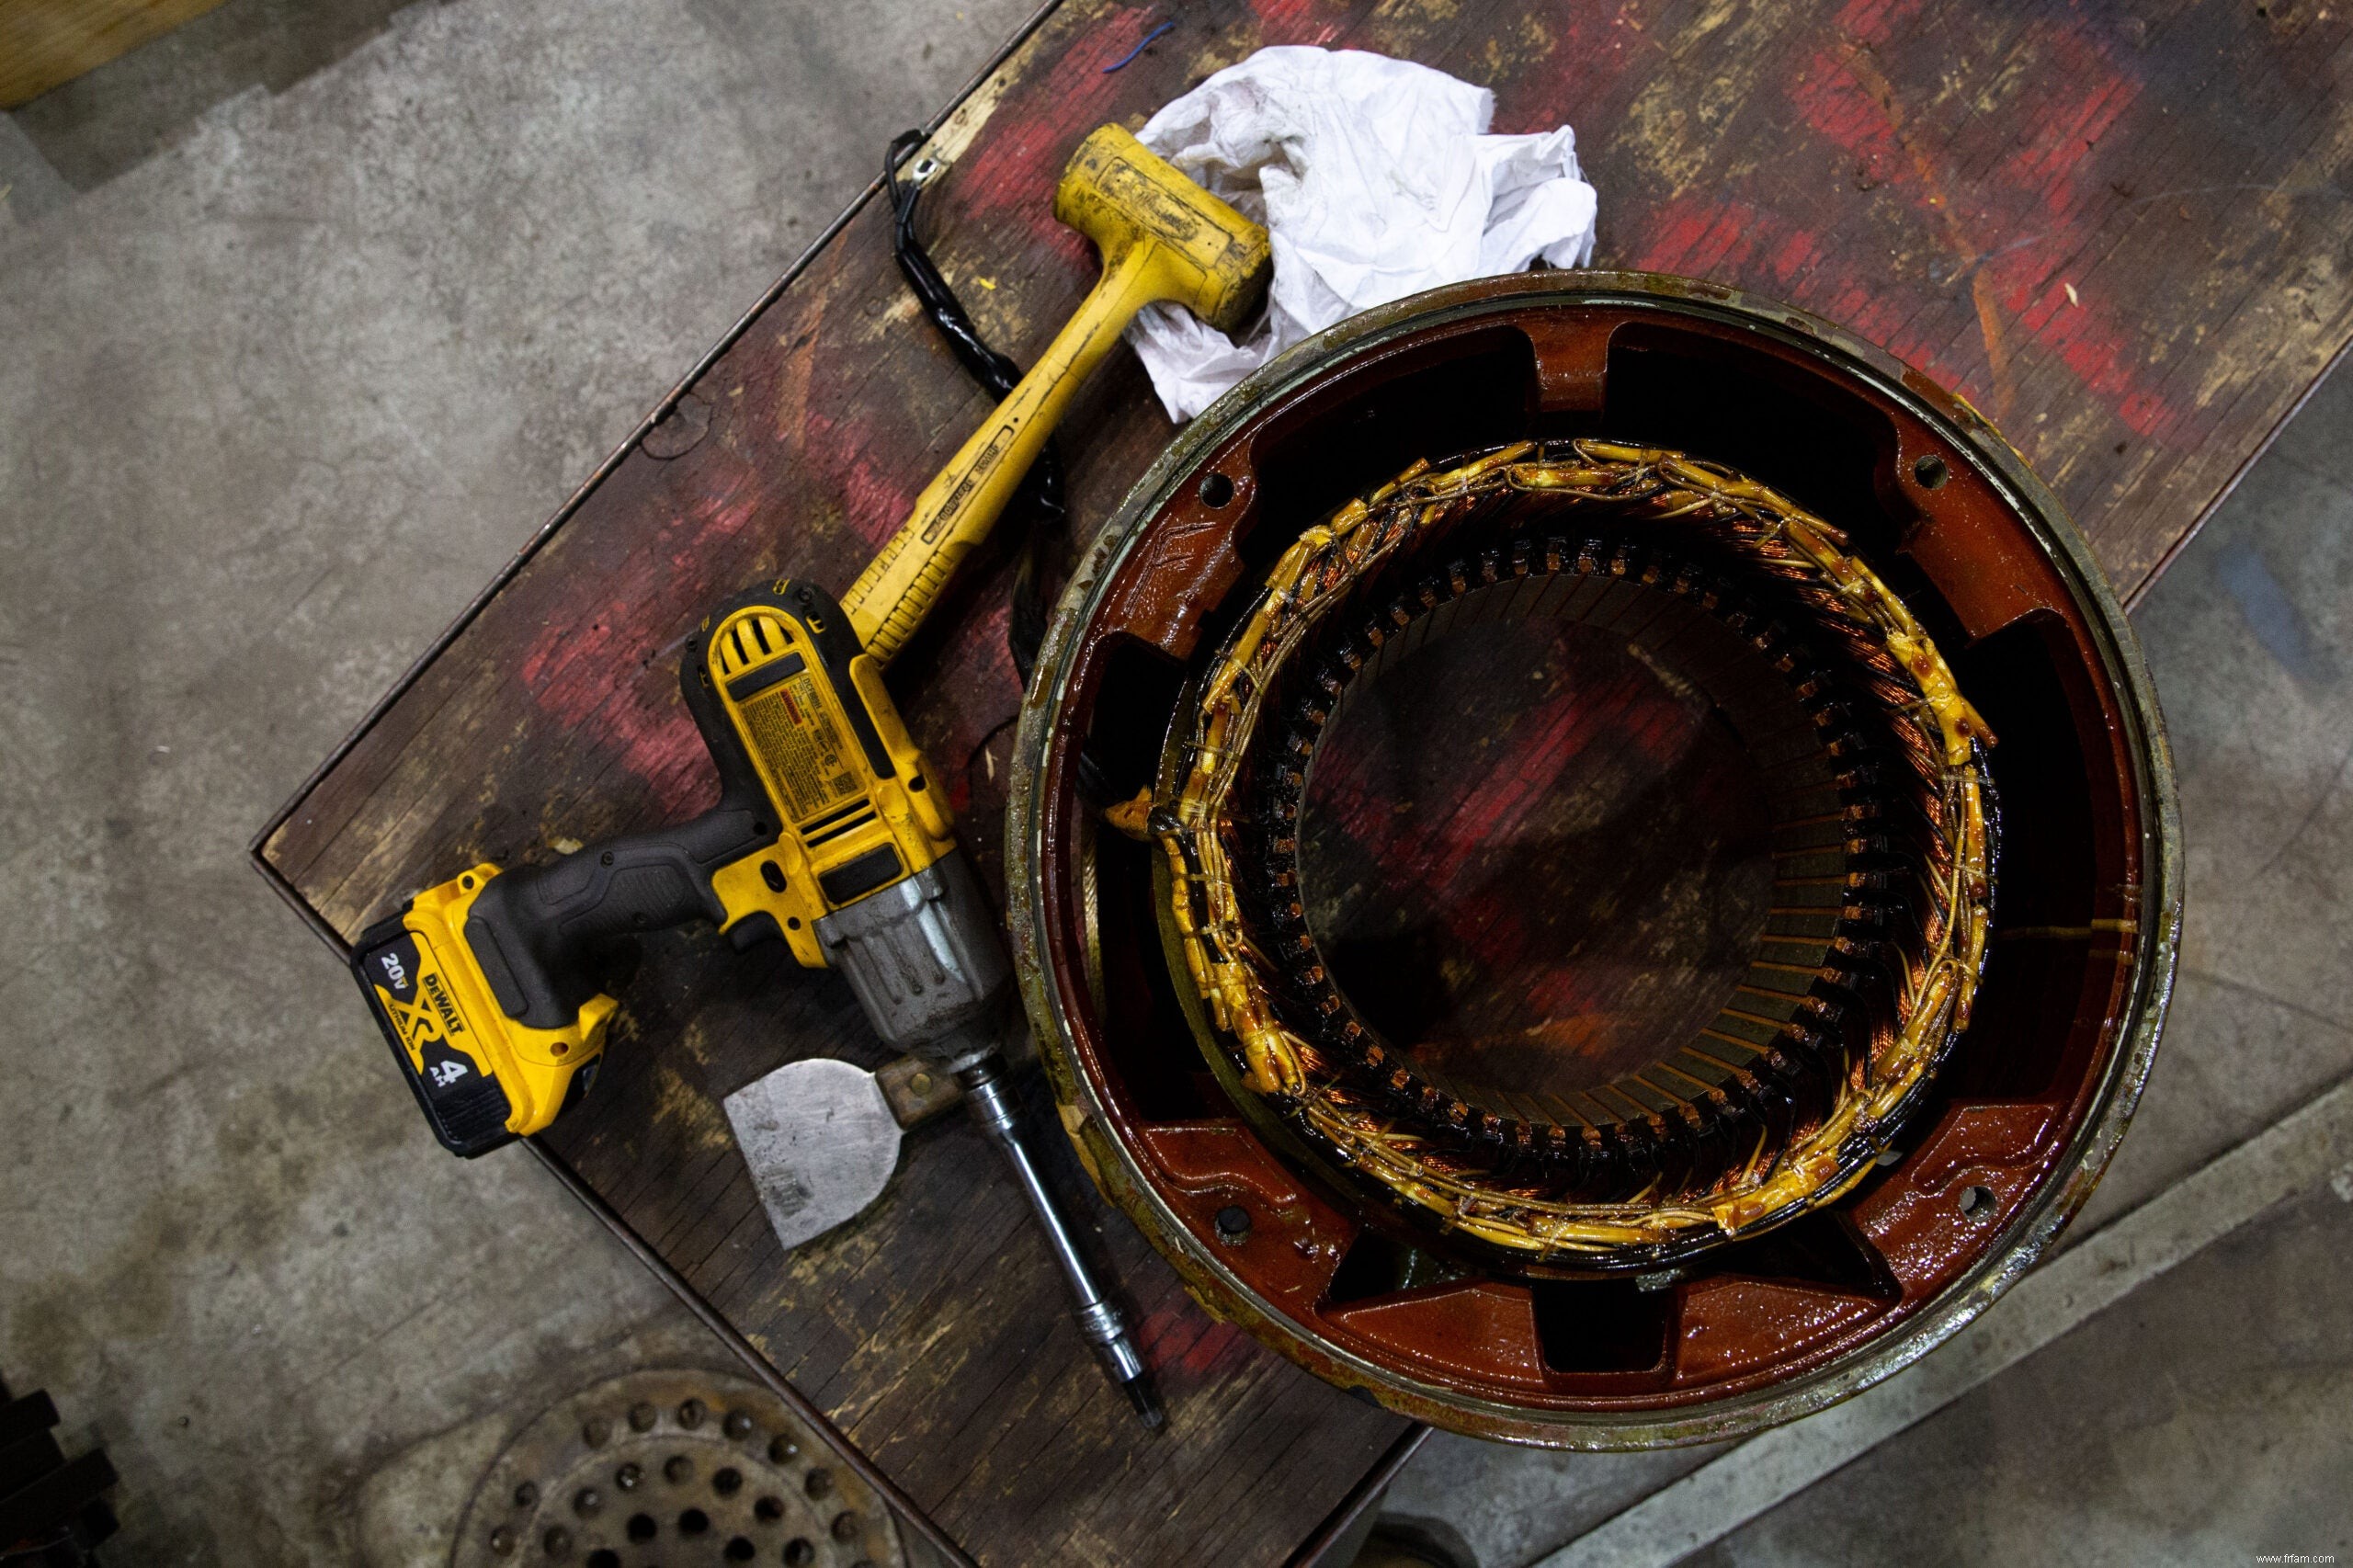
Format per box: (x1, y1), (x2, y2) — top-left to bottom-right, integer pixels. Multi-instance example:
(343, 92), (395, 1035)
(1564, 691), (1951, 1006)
(452, 1369), (904, 1568)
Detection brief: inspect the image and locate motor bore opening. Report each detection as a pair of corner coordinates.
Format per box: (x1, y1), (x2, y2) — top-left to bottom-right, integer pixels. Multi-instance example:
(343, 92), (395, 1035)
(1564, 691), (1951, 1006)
(1296, 587), (1780, 1106)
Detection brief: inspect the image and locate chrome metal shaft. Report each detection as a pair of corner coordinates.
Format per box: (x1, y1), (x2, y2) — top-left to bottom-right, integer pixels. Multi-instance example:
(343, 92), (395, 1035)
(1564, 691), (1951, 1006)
(959, 1057), (1164, 1428)
(818, 846), (1160, 1426)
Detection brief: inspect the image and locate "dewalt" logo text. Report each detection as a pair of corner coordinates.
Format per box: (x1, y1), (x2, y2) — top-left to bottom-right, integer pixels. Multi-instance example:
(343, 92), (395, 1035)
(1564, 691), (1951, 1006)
(421, 971), (466, 1036)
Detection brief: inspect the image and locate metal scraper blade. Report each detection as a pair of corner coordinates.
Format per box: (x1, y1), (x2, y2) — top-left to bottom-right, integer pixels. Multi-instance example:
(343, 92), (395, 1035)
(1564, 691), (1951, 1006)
(724, 1057), (905, 1250)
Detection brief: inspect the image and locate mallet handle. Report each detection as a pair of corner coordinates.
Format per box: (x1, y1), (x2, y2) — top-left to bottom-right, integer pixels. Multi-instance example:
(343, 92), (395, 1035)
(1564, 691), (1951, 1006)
(842, 126), (1269, 665)
(842, 244), (1165, 663)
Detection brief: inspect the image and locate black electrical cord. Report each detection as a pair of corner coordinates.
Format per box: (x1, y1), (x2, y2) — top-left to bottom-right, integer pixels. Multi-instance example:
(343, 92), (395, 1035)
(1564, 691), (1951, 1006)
(885, 130), (1063, 686)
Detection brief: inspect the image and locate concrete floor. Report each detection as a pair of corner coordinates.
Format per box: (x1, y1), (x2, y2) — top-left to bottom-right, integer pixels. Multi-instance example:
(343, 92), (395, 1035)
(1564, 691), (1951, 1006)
(4, 2), (2349, 1563)
(0, 0), (1034, 1562)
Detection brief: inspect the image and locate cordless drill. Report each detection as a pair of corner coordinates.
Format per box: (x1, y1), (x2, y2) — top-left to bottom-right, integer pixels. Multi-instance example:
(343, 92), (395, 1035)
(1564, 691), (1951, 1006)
(349, 123), (1270, 1426)
(351, 576), (990, 1155)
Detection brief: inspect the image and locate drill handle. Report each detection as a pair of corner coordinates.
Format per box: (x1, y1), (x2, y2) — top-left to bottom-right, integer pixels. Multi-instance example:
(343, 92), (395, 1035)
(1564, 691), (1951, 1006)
(463, 807), (767, 1030)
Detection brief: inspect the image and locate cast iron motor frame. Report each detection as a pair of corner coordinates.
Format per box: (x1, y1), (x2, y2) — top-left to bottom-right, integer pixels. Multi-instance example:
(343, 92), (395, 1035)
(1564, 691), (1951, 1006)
(1006, 271), (2178, 1447)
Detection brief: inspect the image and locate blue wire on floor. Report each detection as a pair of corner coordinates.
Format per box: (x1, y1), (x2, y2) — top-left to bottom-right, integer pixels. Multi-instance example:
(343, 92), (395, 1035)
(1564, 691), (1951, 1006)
(1103, 19), (1175, 72)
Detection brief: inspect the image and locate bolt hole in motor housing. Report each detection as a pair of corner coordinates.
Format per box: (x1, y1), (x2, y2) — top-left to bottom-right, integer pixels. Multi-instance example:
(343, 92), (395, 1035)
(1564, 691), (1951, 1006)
(1006, 273), (2178, 1445)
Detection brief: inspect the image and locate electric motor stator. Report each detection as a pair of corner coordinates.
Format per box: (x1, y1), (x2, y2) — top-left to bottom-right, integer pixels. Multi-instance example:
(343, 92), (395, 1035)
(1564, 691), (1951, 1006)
(1006, 272), (2177, 1447)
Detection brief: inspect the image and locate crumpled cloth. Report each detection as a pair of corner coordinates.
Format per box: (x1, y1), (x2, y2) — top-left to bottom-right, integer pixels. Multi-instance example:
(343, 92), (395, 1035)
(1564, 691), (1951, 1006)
(1129, 46), (1598, 421)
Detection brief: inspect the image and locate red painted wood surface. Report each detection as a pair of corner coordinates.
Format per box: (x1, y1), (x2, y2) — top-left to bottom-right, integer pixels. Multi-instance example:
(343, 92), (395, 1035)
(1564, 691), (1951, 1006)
(259, 0), (2353, 1561)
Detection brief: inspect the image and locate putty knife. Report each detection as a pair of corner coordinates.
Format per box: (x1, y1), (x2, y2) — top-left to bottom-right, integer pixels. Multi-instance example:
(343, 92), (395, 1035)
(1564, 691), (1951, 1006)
(724, 1054), (963, 1248)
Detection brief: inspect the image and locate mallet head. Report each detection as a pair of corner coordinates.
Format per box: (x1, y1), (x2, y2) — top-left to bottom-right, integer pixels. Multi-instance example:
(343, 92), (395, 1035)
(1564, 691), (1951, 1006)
(1054, 124), (1272, 335)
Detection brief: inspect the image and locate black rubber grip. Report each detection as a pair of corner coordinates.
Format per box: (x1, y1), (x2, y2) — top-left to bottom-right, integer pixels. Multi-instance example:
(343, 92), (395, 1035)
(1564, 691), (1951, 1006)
(464, 807), (766, 1029)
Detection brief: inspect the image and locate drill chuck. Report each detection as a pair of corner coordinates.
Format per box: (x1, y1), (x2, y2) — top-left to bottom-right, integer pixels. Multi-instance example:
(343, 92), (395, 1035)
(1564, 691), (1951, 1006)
(813, 848), (1008, 1076)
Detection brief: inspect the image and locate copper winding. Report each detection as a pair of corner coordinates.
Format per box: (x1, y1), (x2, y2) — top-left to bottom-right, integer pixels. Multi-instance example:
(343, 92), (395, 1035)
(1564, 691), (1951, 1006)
(1154, 439), (1996, 1265)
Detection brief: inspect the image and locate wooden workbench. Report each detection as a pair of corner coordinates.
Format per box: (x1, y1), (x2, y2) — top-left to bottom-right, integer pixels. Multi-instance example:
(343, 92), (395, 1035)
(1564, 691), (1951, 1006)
(256, 1), (2353, 1562)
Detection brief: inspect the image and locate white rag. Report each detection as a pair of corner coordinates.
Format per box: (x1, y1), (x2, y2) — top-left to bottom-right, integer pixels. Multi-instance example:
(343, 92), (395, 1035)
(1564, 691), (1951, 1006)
(1130, 47), (1599, 421)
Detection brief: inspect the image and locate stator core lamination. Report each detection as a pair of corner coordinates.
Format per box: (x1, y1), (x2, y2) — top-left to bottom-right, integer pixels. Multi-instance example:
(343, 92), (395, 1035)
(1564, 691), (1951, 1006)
(1156, 443), (1995, 1270)
(1264, 538), (1890, 1211)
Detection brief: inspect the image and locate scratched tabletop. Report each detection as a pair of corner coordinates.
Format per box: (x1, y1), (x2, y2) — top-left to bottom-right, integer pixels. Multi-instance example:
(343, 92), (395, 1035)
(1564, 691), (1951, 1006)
(257, 1), (2353, 1562)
